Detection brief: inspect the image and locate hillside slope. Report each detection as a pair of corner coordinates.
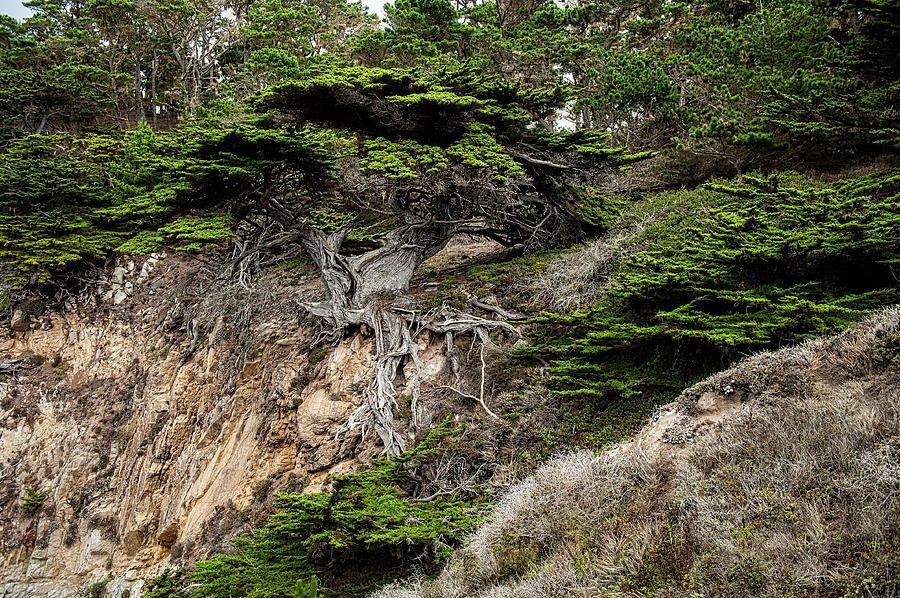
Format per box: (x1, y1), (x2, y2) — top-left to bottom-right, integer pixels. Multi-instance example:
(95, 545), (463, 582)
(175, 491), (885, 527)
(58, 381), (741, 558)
(0, 248), (530, 597)
(378, 308), (900, 598)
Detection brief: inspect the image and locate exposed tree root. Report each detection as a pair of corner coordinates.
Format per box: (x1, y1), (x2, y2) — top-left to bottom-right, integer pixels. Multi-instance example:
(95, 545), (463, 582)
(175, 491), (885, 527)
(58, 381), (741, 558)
(334, 304), (518, 456)
(239, 207), (522, 455)
(0, 358), (29, 375)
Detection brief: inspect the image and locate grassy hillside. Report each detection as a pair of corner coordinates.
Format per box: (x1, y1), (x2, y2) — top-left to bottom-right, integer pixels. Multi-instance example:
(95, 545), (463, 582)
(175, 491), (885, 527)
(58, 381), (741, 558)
(140, 165), (900, 597)
(0, 0), (897, 595)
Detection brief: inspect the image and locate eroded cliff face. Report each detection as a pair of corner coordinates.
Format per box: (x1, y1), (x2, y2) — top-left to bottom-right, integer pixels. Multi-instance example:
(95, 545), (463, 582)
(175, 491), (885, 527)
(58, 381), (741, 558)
(0, 253), (459, 597)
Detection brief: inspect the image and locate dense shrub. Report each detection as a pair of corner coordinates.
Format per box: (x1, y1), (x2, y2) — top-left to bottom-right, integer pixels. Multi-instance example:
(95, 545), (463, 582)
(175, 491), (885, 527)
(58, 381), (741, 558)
(523, 169), (900, 428)
(378, 308), (900, 598)
(146, 422), (490, 598)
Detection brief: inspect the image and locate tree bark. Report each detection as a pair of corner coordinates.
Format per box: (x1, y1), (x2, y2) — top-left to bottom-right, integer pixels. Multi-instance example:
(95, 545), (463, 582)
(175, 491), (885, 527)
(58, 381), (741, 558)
(135, 57), (144, 124)
(282, 217), (517, 455)
(295, 220), (459, 340)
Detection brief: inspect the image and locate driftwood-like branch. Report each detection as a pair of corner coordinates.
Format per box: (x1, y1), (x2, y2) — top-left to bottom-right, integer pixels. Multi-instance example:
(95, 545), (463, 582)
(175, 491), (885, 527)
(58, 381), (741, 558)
(463, 290), (528, 320)
(506, 149), (573, 170)
(409, 459), (490, 502)
(0, 359), (29, 375)
(431, 340), (502, 422)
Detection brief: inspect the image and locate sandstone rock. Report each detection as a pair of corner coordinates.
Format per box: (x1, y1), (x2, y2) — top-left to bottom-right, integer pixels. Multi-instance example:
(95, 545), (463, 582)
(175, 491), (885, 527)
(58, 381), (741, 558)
(112, 266), (127, 285)
(156, 523), (179, 548)
(0, 257), (459, 597)
(10, 309), (29, 332)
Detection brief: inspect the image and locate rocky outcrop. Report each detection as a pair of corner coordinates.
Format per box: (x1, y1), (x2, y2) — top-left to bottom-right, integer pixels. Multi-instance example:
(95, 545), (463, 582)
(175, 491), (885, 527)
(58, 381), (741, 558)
(0, 254), (459, 597)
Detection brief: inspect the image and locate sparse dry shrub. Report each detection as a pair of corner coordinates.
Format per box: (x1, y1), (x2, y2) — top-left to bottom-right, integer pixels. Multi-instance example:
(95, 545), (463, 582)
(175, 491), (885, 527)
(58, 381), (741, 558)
(182, 266), (318, 389)
(371, 582), (423, 598)
(383, 308), (900, 598)
(529, 218), (652, 312)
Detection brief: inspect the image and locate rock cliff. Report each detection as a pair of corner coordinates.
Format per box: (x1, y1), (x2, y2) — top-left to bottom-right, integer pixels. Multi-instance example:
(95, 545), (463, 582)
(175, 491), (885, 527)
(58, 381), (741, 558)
(0, 253), (461, 597)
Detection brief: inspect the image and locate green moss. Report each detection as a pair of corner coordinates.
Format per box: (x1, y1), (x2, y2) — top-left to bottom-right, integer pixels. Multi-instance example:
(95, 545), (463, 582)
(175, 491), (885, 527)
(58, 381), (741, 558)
(272, 257), (314, 271)
(874, 333), (900, 363)
(428, 288), (467, 309)
(493, 532), (540, 580)
(623, 526), (695, 595)
(308, 346), (328, 365)
(468, 249), (563, 286)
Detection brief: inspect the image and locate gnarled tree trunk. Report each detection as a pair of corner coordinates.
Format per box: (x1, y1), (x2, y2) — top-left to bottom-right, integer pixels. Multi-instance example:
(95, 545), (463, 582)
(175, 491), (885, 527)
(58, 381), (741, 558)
(296, 220), (458, 337)
(289, 219), (516, 455)
(295, 220), (457, 453)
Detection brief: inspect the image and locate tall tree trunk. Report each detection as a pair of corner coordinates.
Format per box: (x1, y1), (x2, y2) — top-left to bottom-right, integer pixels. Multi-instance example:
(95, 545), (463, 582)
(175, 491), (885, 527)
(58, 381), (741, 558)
(135, 57), (144, 124)
(151, 51), (158, 130)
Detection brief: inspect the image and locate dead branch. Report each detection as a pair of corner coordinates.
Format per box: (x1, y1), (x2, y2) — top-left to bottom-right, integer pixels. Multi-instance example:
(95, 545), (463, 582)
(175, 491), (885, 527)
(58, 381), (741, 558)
(463, 291), (528, 320)
(0, 359), (29, 375)
(431, 340), (503, 422)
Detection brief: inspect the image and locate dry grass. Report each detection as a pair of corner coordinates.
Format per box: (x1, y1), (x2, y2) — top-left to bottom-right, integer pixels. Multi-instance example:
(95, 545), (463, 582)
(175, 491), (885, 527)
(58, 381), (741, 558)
(374, 308), (900, 598)
(528, 222), (648, 313)
(527, 192), (688, 312)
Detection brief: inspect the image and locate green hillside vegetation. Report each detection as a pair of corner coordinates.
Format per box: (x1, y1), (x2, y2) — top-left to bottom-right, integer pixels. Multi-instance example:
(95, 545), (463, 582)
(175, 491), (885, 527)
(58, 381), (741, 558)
(145, 422), (490, 598)
(522, 168), (900, 446)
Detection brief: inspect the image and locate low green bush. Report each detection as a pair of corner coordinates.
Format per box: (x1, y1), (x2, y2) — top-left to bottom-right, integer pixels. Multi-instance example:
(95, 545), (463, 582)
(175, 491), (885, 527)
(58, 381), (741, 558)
(523, 169), (900, 440)
(147, 421), (490, 598)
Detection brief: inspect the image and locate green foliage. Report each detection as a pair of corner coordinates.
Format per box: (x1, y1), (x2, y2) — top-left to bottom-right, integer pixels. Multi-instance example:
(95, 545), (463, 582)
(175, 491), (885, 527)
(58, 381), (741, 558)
(574, 188), (628, 229)
(292, 576), (318, 598)
(526, 169), (900, 411)
(21, 484), (47, 514)
(253, 61), (638, 250)
(77, 577), (113, 598)
(0, 123), (334, 284)
(359, 0), (899, 166)
(0, 134), (118, 284)
(172, 421), (489, 598)
(493, 532), (540, 580)
(361, 137), (449, 178)
(143, 569), (188, 598)
(258, 61), (633, 178)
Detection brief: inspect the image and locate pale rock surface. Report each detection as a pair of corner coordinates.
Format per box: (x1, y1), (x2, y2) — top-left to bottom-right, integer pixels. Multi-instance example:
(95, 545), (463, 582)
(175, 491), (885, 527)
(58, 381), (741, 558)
(0, 255), (452, 597)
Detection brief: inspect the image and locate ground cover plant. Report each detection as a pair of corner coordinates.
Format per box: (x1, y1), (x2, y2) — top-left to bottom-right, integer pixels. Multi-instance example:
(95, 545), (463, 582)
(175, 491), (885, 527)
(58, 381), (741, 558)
(375, 308), (900, 598)
(144, 422), (491, 598)
(522, 168), (900, 446)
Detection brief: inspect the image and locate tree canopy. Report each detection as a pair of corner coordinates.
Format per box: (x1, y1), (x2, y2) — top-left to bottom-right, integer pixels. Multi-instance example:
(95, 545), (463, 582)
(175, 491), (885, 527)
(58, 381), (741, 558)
(0, 0), (897, 452)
